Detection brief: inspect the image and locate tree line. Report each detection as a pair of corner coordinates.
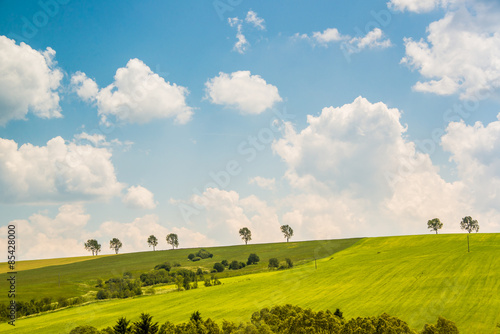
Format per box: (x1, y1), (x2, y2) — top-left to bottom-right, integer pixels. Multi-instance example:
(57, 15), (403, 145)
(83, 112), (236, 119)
(84, 225), (294, 256)
(68, 304), (459, 334)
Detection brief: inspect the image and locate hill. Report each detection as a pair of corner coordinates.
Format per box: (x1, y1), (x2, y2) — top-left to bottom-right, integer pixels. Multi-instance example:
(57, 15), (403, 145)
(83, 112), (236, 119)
(1, 234), (498, 333)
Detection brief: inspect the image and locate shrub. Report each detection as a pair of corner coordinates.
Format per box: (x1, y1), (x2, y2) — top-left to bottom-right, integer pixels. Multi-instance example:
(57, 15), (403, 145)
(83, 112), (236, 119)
(173, 262), (181, 267)
(154, 262), (172, 271)
(188, 253), (195, 260)
(239, 262), (246, 268)
(247, 253), (260, 265)
(334, 308), (343, 319)
(191, 257), (201, 262)
(268, 258), (279, 269)
(196, 268), (203, 276)
(123, 271), (133, 279)
(213, 263), (224, 272)
(229, 260), (241, 270)
(69, 325), (100, 334)
(221, 260), (228, 267)
(96, 289), (109, 300)
(195, 249), (213, 259)
(285, 258), (293, 268)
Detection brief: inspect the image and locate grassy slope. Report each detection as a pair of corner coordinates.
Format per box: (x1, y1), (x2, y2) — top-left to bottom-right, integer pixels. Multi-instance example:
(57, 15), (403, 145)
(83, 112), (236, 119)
(2, 234), (499, 334)
(0, 256), (114, 275)
(0, 238), (359, 304)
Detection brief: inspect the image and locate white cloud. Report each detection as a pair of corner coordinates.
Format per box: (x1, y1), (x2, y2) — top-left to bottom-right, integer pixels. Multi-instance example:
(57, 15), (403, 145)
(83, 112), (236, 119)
(344, 28), (392, 54)
(228, 17), (249, 54)
(249, 176), (276, 190)
(2, 205), (90, 260)
(245, 10), (265, 30)
(388, 0), (460, 13)
(0, 136), (124, 203)
(0, 36), (63, 125)
(70, 71), (99, 102)
(401, 3), (500, 99)
(312, 28), (348, 44)
(74, 132), (108, 147)
(205, 71), (282, 114)
(123, 185), (157, 210)
(71, 59), (193, 125)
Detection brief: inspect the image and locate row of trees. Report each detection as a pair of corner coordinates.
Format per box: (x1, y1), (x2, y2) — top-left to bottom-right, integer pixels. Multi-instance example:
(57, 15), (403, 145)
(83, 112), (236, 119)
(239, 225), (294, 245)
(69, 305), (459, 334)
(427, 216), (480, 252)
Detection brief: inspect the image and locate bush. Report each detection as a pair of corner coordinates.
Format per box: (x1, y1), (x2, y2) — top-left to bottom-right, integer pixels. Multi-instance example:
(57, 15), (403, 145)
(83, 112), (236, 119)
(239, 262), (246, 268)
(195, 249), (213, 259)
(96, 289), (109, 300)
(268, 258), (279, 269)
(213, 263), (225, 272)
(69, 325), (100, 334)
(221, 260), (228, 267)
(247, 253), (260, 265)
(154, 262), (172, 271)
(173, 262), (181, 267)
(229, 260), (241, 270)
(191, 257), (201, 262)
(285, 258), (293, 268)
(188, 253), (195, 260)
(196, 268), (203, 276)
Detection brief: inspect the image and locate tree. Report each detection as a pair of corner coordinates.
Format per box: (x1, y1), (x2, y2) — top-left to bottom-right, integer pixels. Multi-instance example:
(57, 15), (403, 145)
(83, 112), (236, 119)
(69, 325), (100, 334)
(110, 238), (123, 254)
(166, 233), (179, 249)
(280, 225), (294, 242)
(84, 239), (101, 256)
(132, 313), (159, 334)
(247, 253), (260, 265)
(268, 258), (279, 269)
(239, 227), (252, 245)
(427, 218), (443, 234)
(147, 235), (158, 251)
(113, 317), (132, 334)
(460, 216), (479, 253)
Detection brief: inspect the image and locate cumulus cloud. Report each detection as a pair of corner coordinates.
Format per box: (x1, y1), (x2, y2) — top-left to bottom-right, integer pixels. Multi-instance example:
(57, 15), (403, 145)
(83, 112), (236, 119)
(401, 3), (500, 99)
(0, 136), (124, 203)
(343, 28), (392, 54)
(123, 185), (157, 209)
(312, 28), (348, 44)
(245, 10), (265, 30)
(249, 176), (276, 190)
(71, 59), (193, 125)
(2, 205), (90, 260)
(0, 36), (63, 125)
(205, 71), (282, 114)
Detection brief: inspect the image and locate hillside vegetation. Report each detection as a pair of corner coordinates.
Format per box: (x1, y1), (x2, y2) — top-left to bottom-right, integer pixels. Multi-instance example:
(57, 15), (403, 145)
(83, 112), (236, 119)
(1, 234), (498, 333)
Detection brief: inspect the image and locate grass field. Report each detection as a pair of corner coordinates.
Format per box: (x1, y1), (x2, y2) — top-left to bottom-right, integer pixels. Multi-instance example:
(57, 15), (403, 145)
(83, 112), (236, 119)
(0, 238), (360, 304)
(1, 234), (499, 333)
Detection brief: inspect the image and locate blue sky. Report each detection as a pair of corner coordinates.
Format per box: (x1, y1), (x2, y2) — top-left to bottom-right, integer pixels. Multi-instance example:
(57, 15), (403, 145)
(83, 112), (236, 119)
(1, 0), (500, 259)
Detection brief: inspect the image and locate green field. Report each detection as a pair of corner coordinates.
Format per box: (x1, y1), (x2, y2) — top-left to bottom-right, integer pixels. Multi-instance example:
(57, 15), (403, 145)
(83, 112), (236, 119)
(1, 234), (499, 333)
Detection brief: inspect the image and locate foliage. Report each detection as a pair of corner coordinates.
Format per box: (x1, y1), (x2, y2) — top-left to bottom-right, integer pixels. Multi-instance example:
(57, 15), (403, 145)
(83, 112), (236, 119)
(96, 278), (142, 299)
(191, 257), (201, 262)
(280, 225), (294, 242)
(427, 218), (443, 234)
(213, 263), (225, 273)
(334, 308), (343, 319)
(239, 227), (252, 245)
(268, 258), (279, 269)
(247, 253), (260, 265)
(285, 258), (293, 268)
(187, 253), (195, 260)
(132, 313), (159, 334)
(221, 260), (229, 267)
(460, 216), (479, 233)
(166, 234), (179, 249)
(154, 262), (172, 272)
(195, 249), (213, 259)
(113, 317), (132, 334)
(68, 325), (101, 334)
(421, 316), (459, 334)
(229, 260), (245, 270)
(84, 239), (101, 256)
(147, 235), (158, 251)
(110, 238), (123, 254)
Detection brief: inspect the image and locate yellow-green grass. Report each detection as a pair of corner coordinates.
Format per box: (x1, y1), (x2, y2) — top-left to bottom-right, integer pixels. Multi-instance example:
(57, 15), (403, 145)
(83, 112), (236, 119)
(0, 255), (113, 274)
(0, 238), (359, 304)
(2, 233), (498, 334)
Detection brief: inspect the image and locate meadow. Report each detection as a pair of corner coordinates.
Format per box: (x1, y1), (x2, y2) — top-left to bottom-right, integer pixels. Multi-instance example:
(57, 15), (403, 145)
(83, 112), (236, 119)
(1, 234), (499, 333)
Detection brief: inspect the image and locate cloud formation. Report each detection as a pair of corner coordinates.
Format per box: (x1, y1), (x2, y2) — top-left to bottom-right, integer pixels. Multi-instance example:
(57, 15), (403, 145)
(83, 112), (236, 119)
(71, 59), (193, 125)
(123, 185), (157, 210)
(0, 36), (63, 125)
(0, 136), (124, 203)
(205, 71), (282, 114)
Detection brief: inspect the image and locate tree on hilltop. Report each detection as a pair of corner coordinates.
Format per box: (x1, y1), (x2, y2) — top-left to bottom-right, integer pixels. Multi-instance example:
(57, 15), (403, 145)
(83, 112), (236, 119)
(84, 239), (101, 256)
(427, 218), (443, 234)
(166, 233), (179, 249)
(239, 227), (252, 245)
(147, 235), (158, 251)
(460, 216), (479, 253)
(110, 238), (123, 254)
(280, 224), (294, 242)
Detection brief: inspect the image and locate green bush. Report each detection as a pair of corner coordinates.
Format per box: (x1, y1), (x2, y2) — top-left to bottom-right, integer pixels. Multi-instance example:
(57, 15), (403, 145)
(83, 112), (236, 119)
(221, 260), (228, 267)
(69, 325), (100, 334)
(268, 258), (279, 269)
(247, 253), (260, 265)
(188, 253), (195, 260)
(191, 257), (201, 262)
(229, 260), (240, 270)
(285, 258), (293, 268)
(213, 263), (224, 272)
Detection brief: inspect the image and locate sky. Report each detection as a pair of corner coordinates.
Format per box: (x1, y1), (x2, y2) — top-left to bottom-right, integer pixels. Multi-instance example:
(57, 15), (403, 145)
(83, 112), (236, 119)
(1, 0), (500, 260)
